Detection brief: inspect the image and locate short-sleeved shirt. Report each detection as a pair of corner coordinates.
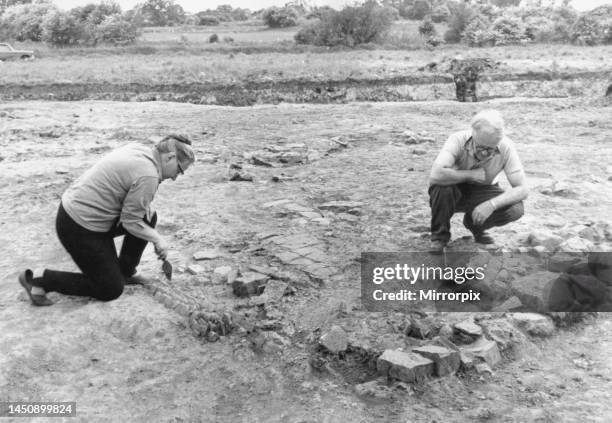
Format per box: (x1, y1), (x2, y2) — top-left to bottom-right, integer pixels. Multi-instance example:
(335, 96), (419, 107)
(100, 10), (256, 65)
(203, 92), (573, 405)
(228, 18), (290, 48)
(62, 143), (162, 232)
(439, 130), (523, 185)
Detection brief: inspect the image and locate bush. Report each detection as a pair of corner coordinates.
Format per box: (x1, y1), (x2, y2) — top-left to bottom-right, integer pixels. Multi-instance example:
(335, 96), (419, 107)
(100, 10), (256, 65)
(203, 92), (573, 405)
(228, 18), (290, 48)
(306, 6), (335, 19)
(418, 17), (436, 37)
(444, 2), (474, 43)
(71, 1), (122, 26)
(461, 14), (495, 47)
(491, 16), (525, 45)
(294, 3), (394, 47)
(94, 14), (138, 45)
(197, 13), (220, 26)
(524, 15), (556, 42)
(262, 6), (298, 28)
(571, 15), (604, 45)
(41, 10), (86, 46)
(0, 2), (57, 42)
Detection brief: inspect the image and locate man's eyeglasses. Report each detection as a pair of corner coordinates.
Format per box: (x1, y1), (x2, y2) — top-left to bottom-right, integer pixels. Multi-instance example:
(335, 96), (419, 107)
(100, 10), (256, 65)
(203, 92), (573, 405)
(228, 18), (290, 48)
(474, 144), (499, 158)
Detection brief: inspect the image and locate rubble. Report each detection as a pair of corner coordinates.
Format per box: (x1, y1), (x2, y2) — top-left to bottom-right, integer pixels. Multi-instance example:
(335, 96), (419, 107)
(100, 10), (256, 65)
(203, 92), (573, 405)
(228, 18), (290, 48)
(319, 325), (349, 354)
(377, 349), (434, 383)
(459, 337), (501, 368)
(193, 249), (225, 260)
(232, 271), (268, 297)
(509, 271), (560, 312)
(511, 313), (555, 337)
(412, 345), (460, 376)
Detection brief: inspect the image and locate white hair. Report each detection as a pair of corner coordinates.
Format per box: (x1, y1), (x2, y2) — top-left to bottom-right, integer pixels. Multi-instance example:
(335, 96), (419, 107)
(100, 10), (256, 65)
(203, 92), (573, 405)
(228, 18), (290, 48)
(471, 109), (504, 133)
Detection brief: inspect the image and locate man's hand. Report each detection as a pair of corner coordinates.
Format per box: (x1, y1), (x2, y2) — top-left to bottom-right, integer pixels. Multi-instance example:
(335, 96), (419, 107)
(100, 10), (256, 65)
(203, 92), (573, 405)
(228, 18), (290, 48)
(472, 200), (495, 226)
(154, 238), (169, 260)
(469, 168), (487, 184)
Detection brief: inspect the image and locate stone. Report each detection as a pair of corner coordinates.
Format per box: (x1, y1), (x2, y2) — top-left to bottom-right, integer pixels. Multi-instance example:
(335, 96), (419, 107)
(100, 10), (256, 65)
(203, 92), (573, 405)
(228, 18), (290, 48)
(551, 181), (576, 197)
(212, 266), (233, 284)
(354, 379), (394, 399)
(491, 296), (523, 312)
(232, 272), (268, 297)
(250, 155), (274, 167)
(262, 199), (292, 208)
(460, 338), (501, 367)
(559, 237), (594, 253)
(454, 320), (483, 337)
(548, 252), (583, 273)
(475, 362), (493, 375)
(186, 264), (205, 275)
(412, 345), (460, 376)
(511, 313), (555, 337)
(526, 230), (565, 251)
(317, 201), (364, 213)
(251, 280), (290, 305)
(319, 325), (349, 354)
(377, 349), (434, 383)
(229, 171), (253, 182)
(226, 268), (239, 285)
(509, 271), (560, 312)
(193, 249), (224, 260)
(479, 318), (527, 352)
(412, 149), (427, 155)
(409, 317), (435, 339)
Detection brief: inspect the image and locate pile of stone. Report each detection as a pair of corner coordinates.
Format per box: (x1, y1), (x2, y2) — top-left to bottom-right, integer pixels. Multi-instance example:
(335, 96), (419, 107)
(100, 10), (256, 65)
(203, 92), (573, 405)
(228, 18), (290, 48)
(245, 143), (309, 167)
(396, 130), (435, 145)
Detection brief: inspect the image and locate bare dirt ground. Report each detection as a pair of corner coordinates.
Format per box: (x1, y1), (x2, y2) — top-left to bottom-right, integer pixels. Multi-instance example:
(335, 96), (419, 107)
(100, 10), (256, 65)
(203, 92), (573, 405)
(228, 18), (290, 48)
(1, 98), (611, 422)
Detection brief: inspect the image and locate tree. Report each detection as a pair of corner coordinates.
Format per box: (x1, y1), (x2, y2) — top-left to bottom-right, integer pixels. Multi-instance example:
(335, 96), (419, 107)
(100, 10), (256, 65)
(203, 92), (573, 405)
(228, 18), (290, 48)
(0, 1), (56, 41)
(0, 0), (32, 14)
(71, 1), (121, 25)
(138, 0), (185, 26)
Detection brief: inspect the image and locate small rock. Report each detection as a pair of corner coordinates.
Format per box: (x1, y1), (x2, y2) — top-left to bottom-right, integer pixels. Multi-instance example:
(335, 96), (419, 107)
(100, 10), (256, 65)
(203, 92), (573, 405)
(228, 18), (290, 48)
(193, 249), (224, 260)
(511, 313), (555, 337)
(187, 264), (205, 275)
(412, 149), (427, 155)
(377, 349), (434, 383)
(229, 171), (253, 182)
(454, 320), (483, 337)
(460, 338), (501, 367)
(212, 266), (233, 284)
(354, 379), (394, 399)
(409, 317), (435, 339)
(250, 155), (274, 167)
(319, 325), (349, 354)
(232, 272), (268, 297)
(547, 252), (583, 272)
(318, 201), (364, 213)
(559, 236), (594, 253)
(474, 362), (493, 375)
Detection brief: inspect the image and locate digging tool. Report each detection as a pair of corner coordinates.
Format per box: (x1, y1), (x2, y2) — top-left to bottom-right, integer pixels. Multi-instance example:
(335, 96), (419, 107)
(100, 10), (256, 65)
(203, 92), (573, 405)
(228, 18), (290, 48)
(161, 258), (173, 281)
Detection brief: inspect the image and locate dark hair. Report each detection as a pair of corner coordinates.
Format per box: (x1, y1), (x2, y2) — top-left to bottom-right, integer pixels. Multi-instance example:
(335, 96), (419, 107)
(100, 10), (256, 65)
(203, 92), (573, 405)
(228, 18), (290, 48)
(167, 134), (192, 145)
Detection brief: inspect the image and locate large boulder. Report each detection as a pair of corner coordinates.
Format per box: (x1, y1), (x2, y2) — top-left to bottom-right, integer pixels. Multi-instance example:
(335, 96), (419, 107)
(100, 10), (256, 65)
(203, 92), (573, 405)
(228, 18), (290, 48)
(377, 349), (434, 383)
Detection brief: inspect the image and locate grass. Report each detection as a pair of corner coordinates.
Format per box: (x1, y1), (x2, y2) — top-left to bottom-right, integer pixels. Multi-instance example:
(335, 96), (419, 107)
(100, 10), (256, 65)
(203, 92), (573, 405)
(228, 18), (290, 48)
(2, 20), (611, 86)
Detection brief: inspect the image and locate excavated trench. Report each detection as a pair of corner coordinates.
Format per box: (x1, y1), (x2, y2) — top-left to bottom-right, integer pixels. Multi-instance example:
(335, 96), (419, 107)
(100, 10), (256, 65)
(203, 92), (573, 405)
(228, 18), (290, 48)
(1, 71), (609, 106)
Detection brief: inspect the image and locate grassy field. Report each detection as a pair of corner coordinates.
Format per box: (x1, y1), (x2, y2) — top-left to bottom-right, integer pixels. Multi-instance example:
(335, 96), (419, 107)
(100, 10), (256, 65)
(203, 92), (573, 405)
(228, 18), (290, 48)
(1, 20), (611, 86)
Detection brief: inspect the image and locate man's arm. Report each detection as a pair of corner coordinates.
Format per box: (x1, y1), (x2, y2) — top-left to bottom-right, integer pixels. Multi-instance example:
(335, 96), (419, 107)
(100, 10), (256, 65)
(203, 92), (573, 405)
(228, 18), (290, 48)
(489, 169), (529, 209)
(429, 150), (485, 186)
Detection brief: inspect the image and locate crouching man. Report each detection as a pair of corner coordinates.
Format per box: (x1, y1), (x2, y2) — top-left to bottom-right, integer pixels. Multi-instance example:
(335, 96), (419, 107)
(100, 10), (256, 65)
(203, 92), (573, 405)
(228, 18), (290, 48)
(18, 135), (195, 305)
(428, 109), (528, 251)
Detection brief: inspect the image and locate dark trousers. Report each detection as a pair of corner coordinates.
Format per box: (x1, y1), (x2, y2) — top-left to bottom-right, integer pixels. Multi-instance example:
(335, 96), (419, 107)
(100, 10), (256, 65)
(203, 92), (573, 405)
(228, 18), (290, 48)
(429, 183), (524, 243)
(34, 203), (157, 301)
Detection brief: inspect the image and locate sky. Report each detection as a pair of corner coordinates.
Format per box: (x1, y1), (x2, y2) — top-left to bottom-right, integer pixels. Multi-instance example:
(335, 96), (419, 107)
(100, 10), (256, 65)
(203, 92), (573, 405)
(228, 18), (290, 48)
(52, 0), (612, 13)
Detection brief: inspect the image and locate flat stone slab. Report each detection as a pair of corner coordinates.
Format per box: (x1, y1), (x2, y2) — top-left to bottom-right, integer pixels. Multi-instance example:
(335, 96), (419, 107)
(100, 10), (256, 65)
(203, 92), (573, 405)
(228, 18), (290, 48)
(319, 325), (349, 354)
(193, 249), (225, 260)
(186, 264), (205, 275)
(412, 345), (460, 376)
(454, 320), (483, 337)
(377, 349), (434, 383)
(460, 338), (501, 367)
(317, 201), (364, 213)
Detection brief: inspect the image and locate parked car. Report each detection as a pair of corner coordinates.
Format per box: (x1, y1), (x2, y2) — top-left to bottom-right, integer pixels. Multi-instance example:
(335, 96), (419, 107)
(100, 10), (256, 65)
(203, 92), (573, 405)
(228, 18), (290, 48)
(0, 43), (35, 61)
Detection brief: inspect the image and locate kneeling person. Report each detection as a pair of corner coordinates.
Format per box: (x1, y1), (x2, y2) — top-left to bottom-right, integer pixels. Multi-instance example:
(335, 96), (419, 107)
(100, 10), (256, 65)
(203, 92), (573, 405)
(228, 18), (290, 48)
(19, 135), (195, 305)
(428, 110), (528, 251)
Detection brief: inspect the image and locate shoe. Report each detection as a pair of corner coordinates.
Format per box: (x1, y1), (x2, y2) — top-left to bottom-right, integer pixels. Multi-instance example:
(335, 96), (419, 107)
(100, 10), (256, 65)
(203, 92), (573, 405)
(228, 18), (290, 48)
(429, 240), (447, 253)
(18, 270), (53, 306)
(125, 273), (149, 285)
(471, 230), (495, 244)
